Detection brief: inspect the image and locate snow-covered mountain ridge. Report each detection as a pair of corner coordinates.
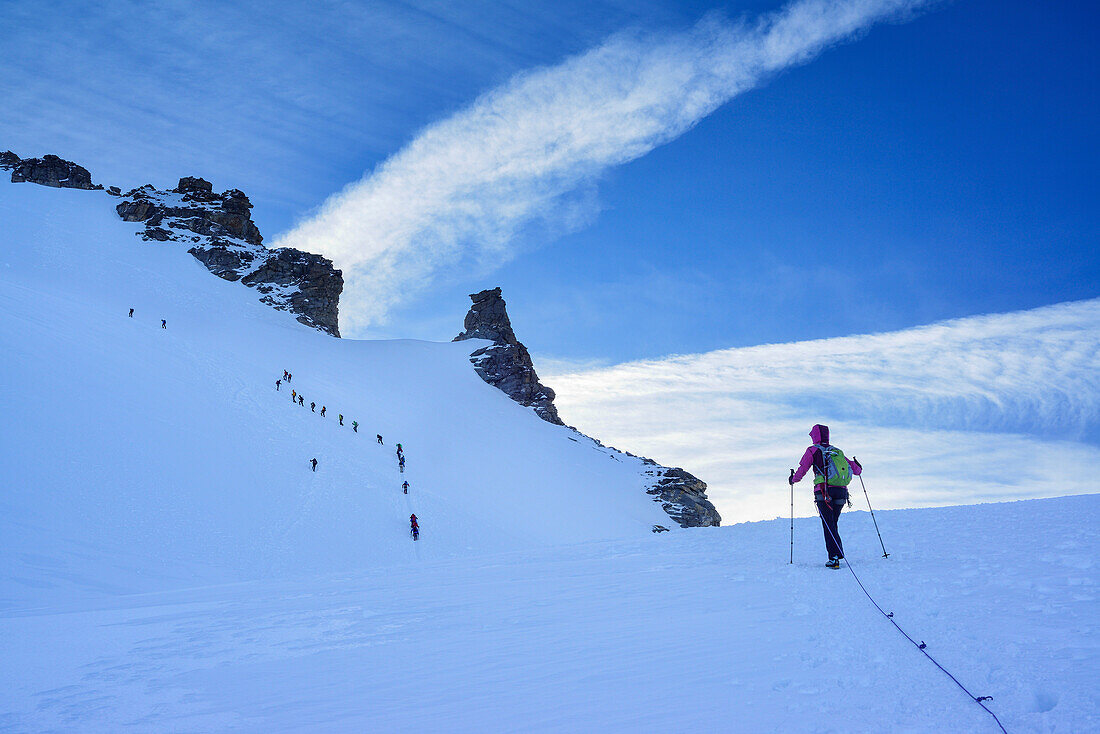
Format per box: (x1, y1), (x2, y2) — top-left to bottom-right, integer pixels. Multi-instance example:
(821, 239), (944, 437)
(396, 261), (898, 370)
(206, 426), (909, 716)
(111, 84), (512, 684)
(0, 160), (1096, 732)
(1, 151), (344, 336)
(114, 177), (344, 338)
(1, 151), (719, 529)
(0, 166), (718, 609)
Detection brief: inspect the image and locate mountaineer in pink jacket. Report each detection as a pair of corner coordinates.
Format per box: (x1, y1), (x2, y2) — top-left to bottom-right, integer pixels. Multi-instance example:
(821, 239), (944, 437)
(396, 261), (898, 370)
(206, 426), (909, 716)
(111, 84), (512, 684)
(790, 424), (862, 568)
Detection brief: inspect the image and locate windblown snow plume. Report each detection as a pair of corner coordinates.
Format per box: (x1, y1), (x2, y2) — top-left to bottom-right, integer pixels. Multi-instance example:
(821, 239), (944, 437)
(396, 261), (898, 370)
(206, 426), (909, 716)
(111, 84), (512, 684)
(275, 0), (928, 333)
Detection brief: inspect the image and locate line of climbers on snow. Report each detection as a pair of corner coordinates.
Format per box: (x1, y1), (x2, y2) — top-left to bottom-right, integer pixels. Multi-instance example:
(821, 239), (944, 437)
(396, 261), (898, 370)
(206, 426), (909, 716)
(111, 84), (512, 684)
(276, 369), (421, 541)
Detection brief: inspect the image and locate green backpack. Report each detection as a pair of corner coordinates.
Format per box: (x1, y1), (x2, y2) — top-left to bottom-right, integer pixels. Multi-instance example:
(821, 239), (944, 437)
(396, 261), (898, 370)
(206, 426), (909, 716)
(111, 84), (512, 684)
(813, 444), (853, 487)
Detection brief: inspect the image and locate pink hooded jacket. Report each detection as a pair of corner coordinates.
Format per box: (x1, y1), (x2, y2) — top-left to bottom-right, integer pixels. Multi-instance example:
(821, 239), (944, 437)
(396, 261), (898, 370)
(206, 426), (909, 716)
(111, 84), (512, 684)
(790, 424), (861, 499)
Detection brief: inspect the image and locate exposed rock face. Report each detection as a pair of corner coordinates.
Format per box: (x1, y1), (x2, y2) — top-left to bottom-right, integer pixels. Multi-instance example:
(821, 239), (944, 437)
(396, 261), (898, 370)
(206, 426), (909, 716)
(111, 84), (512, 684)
(241, 248), (344, 336)
(116, 179), (342, 337)
(3, 151), (342, 337)
(453, 288), (563, 425)
(5, 152), (100, 190)
(454, 287), (721, 528)
(116, 179), (262, 246)
(641, 463), (722, 528)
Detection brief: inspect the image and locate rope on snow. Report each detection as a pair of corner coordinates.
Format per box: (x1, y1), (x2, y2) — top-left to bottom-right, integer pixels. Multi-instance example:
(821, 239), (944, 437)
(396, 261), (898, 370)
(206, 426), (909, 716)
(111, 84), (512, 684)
(815, 504), (1009, 734)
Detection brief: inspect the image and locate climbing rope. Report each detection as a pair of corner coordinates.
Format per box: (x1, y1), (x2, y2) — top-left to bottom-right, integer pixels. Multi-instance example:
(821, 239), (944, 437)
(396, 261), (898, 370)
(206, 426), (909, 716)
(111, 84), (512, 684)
(815, 504), (1008, 734)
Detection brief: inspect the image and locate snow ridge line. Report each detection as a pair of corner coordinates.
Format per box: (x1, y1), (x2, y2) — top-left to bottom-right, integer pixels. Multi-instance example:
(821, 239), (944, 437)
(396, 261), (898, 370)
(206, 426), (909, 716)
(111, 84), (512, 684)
(817, 509), (1009, 733)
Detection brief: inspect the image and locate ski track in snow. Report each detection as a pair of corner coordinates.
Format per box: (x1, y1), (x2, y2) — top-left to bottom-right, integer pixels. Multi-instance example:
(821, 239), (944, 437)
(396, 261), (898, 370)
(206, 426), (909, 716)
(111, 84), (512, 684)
(0, 185), (1097, 731)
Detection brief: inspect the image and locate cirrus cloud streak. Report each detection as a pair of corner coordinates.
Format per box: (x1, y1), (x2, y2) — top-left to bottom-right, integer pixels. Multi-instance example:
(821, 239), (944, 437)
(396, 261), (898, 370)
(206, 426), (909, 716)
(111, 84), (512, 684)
(275, 0), (929, 334)
(544, 298), (1100, 523)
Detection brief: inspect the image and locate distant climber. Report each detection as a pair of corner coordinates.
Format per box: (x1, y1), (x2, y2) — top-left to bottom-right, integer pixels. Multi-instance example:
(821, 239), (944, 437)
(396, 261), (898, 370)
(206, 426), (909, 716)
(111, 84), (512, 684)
(310, 401), (315, 412)
(161, 319), (166, 329)
(339, 414), (343, 426)
(352, 421), (359, 433)
(276, 379), (281, 391)
(310, 457), (318, 472)
(790, 424), (862, 568)
(396, 446), (403, 459)
(292, 389), (296, 402)
(287, 372), (292, 382)
(299, 395), (304, 406)
(410, 514), (419, 541)
(397, 443), (403, 452)
(320, 406), (326, 417)
(128, 308), (134, 317)
(377, 434), (383, 445)
(283, 370), (288, 380)
(402, 481), (409, 495)
(398, 455), (406, 473)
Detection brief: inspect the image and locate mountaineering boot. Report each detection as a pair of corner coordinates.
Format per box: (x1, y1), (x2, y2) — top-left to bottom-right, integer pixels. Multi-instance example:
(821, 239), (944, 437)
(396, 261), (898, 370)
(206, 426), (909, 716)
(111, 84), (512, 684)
(825, 558), (841, 569)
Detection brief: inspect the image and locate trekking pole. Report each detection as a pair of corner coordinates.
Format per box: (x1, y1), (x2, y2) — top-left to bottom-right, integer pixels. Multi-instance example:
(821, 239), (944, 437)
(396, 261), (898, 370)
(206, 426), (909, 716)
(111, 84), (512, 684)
(789, 469), (795, 564)
(853, 458), (889, 558)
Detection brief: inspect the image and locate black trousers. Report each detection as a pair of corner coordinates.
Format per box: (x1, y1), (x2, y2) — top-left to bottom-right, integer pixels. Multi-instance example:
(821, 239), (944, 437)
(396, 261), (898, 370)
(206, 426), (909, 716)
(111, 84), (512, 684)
(816, 499), (845, 559)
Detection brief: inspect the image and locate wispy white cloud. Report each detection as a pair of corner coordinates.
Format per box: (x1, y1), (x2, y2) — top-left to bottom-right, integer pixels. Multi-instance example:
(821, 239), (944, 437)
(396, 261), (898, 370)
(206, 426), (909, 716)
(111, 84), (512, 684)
(542, 298), (1100, 523)
(274, 0), (929, 334)
(0, 0), (655, 232)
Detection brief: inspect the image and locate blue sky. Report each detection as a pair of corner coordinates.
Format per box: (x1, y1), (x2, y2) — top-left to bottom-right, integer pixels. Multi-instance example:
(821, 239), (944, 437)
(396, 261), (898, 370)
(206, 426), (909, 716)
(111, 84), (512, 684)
(1, 0), (1097, 365)
(406, 0), (1099, 362)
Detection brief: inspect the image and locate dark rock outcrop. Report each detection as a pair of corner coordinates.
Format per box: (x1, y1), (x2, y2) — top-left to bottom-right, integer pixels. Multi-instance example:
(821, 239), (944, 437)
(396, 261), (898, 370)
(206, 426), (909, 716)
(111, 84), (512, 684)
(242, 248), (344, 336)
(116, 180), (262, 246)
(454, 288), (563, 425)
(116, 178), (342, 336)
(6, 153), (100, 190)
(641, 463), (722, 528)
(2, 151), (342, 336)
(454, 287), (721, 528)
(187, 243), (252, 281)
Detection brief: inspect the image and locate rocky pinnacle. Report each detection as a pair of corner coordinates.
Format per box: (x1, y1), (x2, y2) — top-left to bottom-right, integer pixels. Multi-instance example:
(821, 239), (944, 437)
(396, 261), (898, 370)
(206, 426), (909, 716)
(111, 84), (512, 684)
(453, 288), (564, 425)
(454, 287), (721, 528)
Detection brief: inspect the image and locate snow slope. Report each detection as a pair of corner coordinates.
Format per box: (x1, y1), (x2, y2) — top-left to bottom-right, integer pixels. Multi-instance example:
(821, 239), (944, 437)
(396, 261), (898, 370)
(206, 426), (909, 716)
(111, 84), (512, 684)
(0, 182), (671, 611)
(2, 182), (1097, 732)
(1, 494), (1096, 732)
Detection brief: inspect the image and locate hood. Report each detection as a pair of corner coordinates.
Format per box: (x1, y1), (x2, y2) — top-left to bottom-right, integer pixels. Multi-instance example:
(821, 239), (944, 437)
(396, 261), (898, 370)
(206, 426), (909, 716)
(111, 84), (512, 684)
(810, 424), (829, 444)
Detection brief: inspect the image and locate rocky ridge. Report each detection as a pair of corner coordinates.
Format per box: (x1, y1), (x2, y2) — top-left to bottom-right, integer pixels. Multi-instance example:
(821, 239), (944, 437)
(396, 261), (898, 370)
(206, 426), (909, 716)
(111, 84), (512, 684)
(454, 287), (721, 528)
(3, 150), (718, 527)
(5, 152), (342, 337)
(2, 151), (99, 190)
(113, 177), (342, 336)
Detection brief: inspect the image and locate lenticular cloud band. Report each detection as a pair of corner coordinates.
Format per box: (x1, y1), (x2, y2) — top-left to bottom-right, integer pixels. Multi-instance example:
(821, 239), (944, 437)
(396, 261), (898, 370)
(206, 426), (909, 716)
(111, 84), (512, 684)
(274, 0), (927, 335)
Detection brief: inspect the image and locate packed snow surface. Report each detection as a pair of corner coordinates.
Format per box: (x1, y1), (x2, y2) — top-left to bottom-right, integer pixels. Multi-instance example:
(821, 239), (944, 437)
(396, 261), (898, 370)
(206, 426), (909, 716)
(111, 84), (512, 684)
(1, 495), (1097, 732)
(1, 185), (1097, 731)
(0, 184), (673, 605)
